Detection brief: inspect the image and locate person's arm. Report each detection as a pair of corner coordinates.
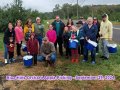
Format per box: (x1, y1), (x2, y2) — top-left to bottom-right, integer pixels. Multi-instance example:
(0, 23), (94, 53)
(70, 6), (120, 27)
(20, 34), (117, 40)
(23, 26), (27, 36)
(27, 40), (30, 54)
(32, 24), (35, 33)
(108, 22), (113, 40)
(40, 45), (47, 57)
(47, 43), (56, 57)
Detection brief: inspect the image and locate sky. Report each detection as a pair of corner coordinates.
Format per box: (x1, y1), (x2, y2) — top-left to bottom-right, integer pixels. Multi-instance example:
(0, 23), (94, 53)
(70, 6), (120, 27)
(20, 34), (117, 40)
(0, 0), (120, 12)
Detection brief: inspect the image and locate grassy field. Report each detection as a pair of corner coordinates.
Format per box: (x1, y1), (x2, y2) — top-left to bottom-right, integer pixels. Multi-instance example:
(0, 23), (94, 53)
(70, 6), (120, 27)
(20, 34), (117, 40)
(0, 22), (120, 90)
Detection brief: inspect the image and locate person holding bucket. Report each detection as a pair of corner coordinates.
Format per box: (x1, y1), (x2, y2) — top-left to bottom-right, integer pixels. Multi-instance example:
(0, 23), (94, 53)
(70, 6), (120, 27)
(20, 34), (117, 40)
(99, 14), (113, 60)
(37, 37), (56, 67)
(82, 17), (98, 64)
(69, 26), (79, 63)
(27, 33), (39, 66)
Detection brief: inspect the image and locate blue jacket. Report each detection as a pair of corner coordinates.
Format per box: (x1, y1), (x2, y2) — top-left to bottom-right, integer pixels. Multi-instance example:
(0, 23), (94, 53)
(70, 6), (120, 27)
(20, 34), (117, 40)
(78, 27), (84, 40)
(83, 24), (98, 41)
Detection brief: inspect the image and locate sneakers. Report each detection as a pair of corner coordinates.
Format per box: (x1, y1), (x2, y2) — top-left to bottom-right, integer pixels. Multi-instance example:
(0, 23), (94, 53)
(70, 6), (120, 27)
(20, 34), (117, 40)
(91, 61), (96, 64)
(82, 59), (87, 62)
(75, 59), (79, 63)
(71, 59), (74, 63)
(4, 59), (8, 64)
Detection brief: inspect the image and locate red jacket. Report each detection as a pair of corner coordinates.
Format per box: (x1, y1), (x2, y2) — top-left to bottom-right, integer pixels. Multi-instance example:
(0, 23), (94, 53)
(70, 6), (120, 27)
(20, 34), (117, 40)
(27, 38), (39, 54)
(7, 43), (15, 52)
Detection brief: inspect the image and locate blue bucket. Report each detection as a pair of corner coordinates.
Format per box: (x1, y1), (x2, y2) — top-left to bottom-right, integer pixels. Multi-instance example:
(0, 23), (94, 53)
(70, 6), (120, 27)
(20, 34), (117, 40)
(87, 43), (95, 51)
(107, 44), (117, 53)
(69, 40), (78, 49)
(23, 55), (33, 67)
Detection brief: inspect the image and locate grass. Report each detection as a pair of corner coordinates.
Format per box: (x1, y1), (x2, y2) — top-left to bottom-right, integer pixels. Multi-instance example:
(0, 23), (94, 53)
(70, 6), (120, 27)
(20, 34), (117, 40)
(0, 25), (120, 90)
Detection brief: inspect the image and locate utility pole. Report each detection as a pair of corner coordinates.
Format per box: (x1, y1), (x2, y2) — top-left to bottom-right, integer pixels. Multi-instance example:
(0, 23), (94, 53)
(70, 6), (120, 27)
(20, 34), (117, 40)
(77, 0), (79, 19)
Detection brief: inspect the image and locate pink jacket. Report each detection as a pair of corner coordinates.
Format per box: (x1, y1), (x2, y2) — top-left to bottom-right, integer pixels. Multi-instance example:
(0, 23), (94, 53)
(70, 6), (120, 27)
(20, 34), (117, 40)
(15, 26), (24, 43)
(46, 30), (57, 43)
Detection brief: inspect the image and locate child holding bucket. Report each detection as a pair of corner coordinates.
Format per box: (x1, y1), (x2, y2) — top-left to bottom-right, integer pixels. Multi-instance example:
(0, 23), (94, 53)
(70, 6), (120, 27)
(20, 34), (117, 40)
(27, 33), (39, 65)
(63, 26), (71, 58)
(7, 37), (15, 63)
(69, 26), (79, 63)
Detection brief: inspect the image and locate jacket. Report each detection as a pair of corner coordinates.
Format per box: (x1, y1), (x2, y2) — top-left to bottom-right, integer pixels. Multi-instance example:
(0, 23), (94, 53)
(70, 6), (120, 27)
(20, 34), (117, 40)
(99, 14), (113, 40)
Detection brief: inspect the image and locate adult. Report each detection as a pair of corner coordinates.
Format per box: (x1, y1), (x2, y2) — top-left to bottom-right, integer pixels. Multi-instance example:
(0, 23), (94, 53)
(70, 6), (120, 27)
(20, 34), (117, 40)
(15, 20), (24, 59)
(38, 37), (56, 67)
(34, 17), (44, 46)
(24, 18), (34, 36)
(66, 18), (74, 31)
(83, 17), (98, 64)
(3, 22), (15, 64)
(52, 16), (65, 56)
(99, 14), (113, 60)
(93, 17), (100, 54)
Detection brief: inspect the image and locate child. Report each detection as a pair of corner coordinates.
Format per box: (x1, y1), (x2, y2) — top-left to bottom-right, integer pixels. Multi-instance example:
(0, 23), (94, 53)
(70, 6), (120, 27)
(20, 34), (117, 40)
(7, 37), (15, 63)
(25, 26), (32, 41)
(69, 26), (79, 63)
(46, 24), (57, 44)
(63, 26), (71, 58)
(27, 33), (39, 66)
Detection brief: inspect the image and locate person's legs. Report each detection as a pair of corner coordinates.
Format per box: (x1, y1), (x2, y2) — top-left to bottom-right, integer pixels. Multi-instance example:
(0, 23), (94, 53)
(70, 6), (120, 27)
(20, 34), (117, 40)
(91, 48), (96, 63)
(96, 39), (99, 53)
(54, 38), (58, 52)
(50, 53), (57, 63)
(101, 39), (109, 58)
(37, 55), (45, 62)
(4, 44), (8, 63)
(33, 54), (37, 65)
(16, 42), (22, 56)
(71, 49), (75, 62)
(8, 52), (14, 63)
(83, 45), (88, 61)
(78, 45), (80, 55)
(58, 37), (63, 56)
(75, 49), (79, 62)
(37, 35), (43, 46)
(80, 39), (84, 55)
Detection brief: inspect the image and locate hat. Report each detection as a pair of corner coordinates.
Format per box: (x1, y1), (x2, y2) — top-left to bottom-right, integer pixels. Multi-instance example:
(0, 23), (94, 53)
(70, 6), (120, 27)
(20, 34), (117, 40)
(102, 14), (107, 18)
(76, 21), (83, 25)
(30, 33), (35, 36)
(36, 17), (40, 21)
(42, 37), (48, 41)
(93, 17), (97, 20)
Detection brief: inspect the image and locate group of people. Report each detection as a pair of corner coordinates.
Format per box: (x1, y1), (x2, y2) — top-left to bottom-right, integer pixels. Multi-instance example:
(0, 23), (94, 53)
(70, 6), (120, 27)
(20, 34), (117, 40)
(3, 13), (113, 67)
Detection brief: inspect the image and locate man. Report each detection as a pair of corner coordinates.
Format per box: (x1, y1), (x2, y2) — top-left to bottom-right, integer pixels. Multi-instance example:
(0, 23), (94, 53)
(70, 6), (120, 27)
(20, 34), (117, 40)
(83, 17), (98, 64)
(38, 37), (56, 67)
(52, 16), (65, 56)
(99, 14), (113, 60)
(34, 17), (44, 46)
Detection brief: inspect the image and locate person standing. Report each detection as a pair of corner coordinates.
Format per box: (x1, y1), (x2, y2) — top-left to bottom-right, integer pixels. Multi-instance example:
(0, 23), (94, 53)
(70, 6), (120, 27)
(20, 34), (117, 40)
(46, 24), (57, 44)
(66, 18), (74, 31)
(24, 18), (34, 36)
(52, 16), (65, 56)
(3, 22), (15, 64)
(93, 17), (100, 54)
(99, 14), (113, 60)
(82, 17), (98, 64)
(15, 20), (24, 59)
(27, 33), (39, 66)
(34, 17), (44, 46)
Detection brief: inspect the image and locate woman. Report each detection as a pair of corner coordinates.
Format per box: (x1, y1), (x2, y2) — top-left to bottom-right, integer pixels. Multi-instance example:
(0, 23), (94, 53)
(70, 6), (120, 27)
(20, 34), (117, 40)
(3, 22), (15, 64)
(66, 19), (74, 31)
(15, 20), (24, 59)
(24, 18), (34, 36)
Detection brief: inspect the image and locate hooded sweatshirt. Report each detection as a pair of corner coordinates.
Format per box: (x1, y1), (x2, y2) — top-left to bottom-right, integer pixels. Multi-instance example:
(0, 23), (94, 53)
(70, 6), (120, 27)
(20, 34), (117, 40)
(99, 14), (113, 40)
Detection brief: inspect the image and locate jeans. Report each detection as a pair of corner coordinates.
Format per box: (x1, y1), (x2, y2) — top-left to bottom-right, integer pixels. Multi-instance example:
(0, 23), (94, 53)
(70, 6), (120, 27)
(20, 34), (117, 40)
(4, 44), (8, 59)
(36, 35), (43, 46)
(101, 39), (109, 58)
(37, 53), (56, 63)
(84, 44), (96, 62)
